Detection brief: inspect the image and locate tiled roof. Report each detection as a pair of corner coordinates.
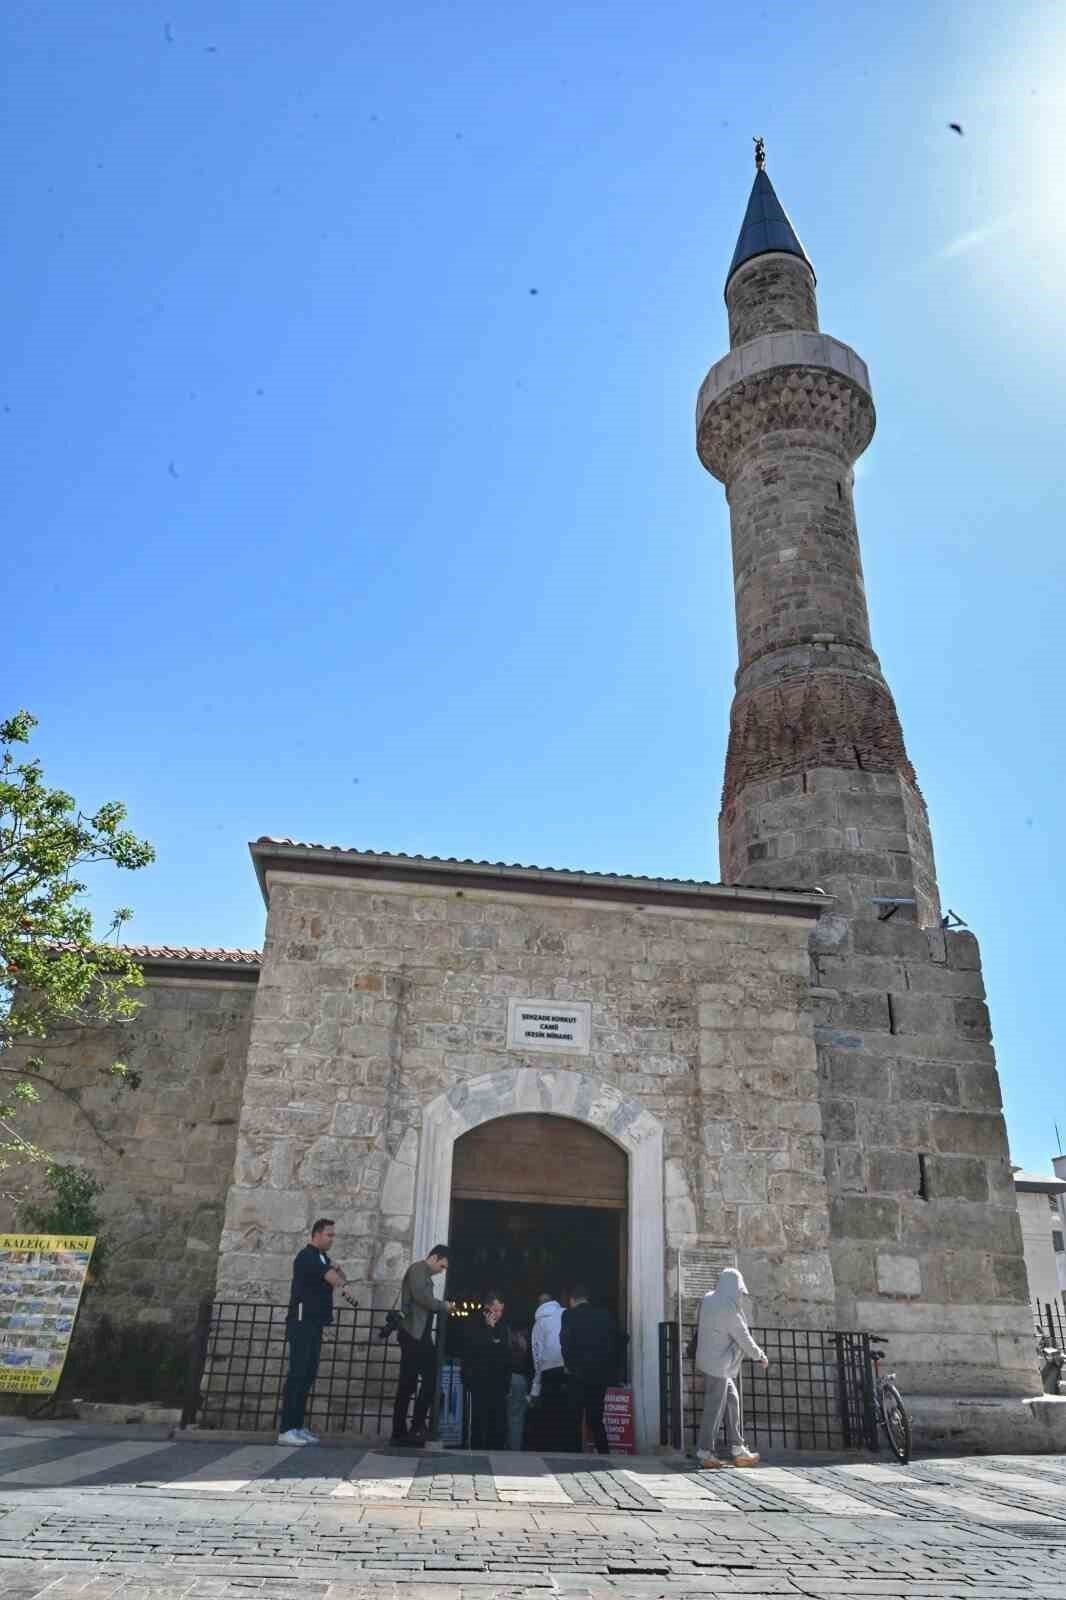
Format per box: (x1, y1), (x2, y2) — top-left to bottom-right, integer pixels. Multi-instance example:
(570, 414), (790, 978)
(254, 836), (731, 890)
(121, 944), (261, 966)
(250, 837), (827, 907)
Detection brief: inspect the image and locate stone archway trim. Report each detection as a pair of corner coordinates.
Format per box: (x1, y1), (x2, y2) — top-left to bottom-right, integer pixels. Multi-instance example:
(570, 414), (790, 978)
(413, 1066), (665, 1452)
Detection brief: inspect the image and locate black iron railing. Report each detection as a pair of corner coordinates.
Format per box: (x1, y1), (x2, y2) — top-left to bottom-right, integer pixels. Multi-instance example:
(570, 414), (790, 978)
(659, 1322), (878, 1454)
(183, 1300), (447, 1436)
(1034, 1297), (1066, 1351)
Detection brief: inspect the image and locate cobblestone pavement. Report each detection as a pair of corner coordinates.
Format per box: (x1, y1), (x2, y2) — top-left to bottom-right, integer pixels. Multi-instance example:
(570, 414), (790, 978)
(1, 1429), (1066, 1599)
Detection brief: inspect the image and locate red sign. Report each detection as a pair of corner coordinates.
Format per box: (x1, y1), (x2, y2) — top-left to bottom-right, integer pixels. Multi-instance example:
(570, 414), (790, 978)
(583, 1385), (635, 1455)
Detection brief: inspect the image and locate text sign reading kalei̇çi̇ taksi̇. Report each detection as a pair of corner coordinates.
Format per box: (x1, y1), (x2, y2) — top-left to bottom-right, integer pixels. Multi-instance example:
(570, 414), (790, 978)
(506, 998), (592, 1055)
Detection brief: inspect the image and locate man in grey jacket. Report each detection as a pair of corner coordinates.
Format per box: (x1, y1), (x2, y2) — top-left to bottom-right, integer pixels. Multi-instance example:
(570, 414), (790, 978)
(692, 1267), (767, 1468)
(390, 1245), (453, 1446)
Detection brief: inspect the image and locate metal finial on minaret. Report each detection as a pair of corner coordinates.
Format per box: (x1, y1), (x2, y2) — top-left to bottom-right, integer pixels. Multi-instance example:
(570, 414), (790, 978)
(753, 136), (765, 170)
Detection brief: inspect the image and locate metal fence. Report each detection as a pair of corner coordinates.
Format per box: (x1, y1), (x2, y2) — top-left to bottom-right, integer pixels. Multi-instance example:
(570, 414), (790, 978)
(1034, 1298), (1066, 1351)
(183, 1301), (446, 1437)
(659, 1322), (878, 1454)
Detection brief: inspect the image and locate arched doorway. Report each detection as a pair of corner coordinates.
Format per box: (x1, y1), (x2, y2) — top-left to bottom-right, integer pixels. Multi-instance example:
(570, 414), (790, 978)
(448, 1114), (628, 1336)
(412, 1067), (665, 1449)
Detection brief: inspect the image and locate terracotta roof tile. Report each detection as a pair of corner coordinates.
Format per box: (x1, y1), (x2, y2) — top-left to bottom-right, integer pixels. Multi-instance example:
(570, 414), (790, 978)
(121, 944), (261, 966)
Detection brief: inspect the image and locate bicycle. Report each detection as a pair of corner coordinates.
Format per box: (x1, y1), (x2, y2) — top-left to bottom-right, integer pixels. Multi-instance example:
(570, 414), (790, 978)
(869, 1338), (911, 1463)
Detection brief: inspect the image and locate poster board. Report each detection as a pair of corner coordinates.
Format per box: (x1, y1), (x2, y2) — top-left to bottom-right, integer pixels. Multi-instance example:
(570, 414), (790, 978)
(582, 1386), (635, 1455)
(0, 1234), (95, 1393)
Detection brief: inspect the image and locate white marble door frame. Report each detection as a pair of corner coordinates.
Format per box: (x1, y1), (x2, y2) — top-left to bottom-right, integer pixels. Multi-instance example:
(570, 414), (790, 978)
(414, 1066), (665, 1452)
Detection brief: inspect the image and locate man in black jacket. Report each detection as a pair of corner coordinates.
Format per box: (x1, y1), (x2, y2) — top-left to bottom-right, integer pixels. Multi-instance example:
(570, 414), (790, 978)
(278, 1219), (348, 1445)
(463, 1291), (510, 1449)
(560, 1286), (618, 1455)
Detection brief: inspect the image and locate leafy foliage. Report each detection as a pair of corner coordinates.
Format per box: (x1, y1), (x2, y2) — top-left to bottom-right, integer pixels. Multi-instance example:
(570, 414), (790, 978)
(0, 710), (154, 1172)
(18, 1161), (111, 1281)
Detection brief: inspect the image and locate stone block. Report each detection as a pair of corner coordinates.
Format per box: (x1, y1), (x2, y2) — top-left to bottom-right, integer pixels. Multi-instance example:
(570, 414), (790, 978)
(956, 1061), (1004, 1109)
(876, 1253), (921, 1296)
(831, 1242), (878, 1293)
(819, 1096), (857, 1140)
(855, 1098), (932, 1149)
(946, 930), (982, 970)
(719, 1153), (768, 1204)
(954, 997), (992, 1041)
(890, 1060), (960, 1107)
(992, 1253), (1031, 1303)
(824, 1050), (889, 1101)
(887, 992), (957, 1037)
(866, 1149), (921, 1196)
(828, 990), (892, 1031)
(931, 1108), (1010, 1159)
(851, 920), (931, 959)
(826, 1144), (866, 1193)
(736, 1204), (786, 1249)
(925, 1155), (989, 1202)
(767, 1169), (826, 1206)
(226, 1186), (307, 1233)
(332, 1102), (385, 1137)
(830, 1195), (900, 1241)
(900, 1198), (1022, 1255)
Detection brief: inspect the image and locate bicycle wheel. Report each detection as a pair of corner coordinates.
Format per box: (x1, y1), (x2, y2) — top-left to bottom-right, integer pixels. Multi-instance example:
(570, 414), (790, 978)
(880, 1383), (911, 1464)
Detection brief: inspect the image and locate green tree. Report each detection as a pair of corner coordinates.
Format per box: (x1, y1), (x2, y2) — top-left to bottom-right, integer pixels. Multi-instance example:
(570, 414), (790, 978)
(0, 710), (155, 1175)
(18, 1162), (110, 1281)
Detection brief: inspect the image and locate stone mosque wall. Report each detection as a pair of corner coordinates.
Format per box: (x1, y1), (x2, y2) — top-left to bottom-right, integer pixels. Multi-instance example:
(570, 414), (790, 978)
(0, 963), (255, 1336)
(217, 860), (830, 1341)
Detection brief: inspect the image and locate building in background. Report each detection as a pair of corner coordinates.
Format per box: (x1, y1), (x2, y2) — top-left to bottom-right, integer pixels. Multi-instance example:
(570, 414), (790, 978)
(1013, 1170), (1066, 1313)
(1054, 1154), (1066, 1298)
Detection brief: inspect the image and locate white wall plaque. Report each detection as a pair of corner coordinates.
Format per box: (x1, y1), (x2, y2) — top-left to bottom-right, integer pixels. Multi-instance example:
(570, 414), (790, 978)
(506, 998), (592, 1055)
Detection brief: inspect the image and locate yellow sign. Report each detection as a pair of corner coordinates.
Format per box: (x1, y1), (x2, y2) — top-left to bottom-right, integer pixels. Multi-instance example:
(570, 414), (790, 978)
(0, 1234), (95, 1394)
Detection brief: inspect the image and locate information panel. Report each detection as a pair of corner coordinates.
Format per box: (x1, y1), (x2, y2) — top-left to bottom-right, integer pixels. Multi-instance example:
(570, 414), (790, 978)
(506, 998), (591, 1055)
(0, 1234), (95, 1393)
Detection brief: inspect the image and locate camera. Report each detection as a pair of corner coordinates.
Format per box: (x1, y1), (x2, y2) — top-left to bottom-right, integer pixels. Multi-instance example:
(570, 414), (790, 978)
(378, 1308), (405, 1343)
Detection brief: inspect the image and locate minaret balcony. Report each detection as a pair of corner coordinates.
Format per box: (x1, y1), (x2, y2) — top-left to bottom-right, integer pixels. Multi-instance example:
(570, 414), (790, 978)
(696, 330), (875, 482)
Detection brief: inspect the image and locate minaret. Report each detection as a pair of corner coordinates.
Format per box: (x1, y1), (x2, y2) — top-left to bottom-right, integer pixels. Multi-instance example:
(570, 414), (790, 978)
(698, 143), (940, 926)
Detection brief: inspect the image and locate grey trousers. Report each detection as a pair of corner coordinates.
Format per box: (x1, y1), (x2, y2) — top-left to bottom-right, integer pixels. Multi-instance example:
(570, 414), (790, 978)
(698, 1373), (746, 1456)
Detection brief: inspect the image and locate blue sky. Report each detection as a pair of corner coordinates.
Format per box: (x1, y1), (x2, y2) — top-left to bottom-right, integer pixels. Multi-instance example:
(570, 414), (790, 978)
(5, 2), (1064, 1172)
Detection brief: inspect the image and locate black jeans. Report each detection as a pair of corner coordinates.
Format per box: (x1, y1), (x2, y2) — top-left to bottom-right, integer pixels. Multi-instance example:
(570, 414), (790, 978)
(528, 1366), (571, 1453)
(569, 1377), (609, 1454)
(468, 1384), (507, 1450)
(392, 1327), (436, 1438)
(280, 1321), (322, 1433)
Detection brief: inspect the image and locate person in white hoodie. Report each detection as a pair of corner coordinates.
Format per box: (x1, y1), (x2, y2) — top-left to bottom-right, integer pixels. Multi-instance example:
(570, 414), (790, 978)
(528, 1292), (567, 1450)
(692, 1267), (767, 1469)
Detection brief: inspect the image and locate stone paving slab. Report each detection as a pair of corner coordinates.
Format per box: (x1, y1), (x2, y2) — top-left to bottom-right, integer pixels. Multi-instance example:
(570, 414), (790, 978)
(2, 1440), (1066, 1599)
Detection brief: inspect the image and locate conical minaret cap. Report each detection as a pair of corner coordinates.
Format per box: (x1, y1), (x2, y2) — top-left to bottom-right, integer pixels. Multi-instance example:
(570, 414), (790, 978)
(726, 165), (813, 289)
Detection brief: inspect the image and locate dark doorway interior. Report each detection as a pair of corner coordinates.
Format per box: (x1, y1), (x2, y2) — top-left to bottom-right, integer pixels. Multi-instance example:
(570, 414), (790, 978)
(447, 1196), (624, 1340)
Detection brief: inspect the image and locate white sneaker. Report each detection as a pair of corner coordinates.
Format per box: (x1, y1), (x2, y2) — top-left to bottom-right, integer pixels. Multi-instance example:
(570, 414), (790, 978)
(277, 1428), (310, 1445)
(298, 1428), (320, 1443)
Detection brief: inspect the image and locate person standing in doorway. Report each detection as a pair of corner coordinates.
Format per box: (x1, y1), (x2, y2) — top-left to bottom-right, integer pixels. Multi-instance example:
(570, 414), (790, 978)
(278, 1219), (347, 1445)
(506, 1326), (533, 1451)
(560, 1285), (618, 1455)
(693, 1267), (766, 1469)
(463, 1291), (510, 1449)
(390, 1244), (453, 1446)
(528, 1290), (567, 1451)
